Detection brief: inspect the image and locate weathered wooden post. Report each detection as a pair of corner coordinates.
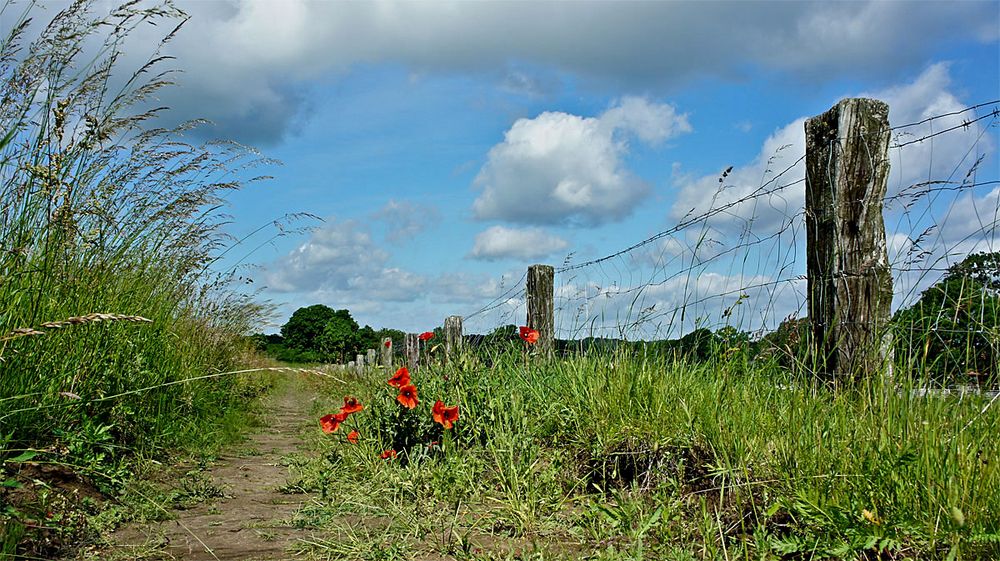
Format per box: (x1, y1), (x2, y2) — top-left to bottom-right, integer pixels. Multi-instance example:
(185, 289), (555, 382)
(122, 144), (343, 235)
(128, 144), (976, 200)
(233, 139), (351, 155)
(381, 337), (393, 370)
(405, 333), (420, 372)
(356, 353), (365, 374)
(444, 315), (463, 360)
(804, 97), (893, 382)
(527, 264), (555, 354)
(366, 348), (376, 370)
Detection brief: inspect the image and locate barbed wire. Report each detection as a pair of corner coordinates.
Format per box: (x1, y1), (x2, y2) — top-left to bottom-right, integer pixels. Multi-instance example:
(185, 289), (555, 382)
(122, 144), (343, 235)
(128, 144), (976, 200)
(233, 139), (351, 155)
(459, 99), (998, 342)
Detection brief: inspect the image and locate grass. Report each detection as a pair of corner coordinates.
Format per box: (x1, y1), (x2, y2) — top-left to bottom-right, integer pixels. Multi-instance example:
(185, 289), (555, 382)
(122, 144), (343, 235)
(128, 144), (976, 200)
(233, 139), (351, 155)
(290, 348), (999, 560)
(0, 1), (282, 556)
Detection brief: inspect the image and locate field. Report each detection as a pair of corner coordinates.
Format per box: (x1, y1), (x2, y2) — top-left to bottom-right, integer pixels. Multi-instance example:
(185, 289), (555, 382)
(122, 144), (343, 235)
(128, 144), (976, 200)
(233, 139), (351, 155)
(2, 2), (998, 560)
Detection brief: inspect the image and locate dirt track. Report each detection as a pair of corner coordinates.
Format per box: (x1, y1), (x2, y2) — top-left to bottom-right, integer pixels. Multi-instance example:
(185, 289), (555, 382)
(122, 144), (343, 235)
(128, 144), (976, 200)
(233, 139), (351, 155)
(104, 377), (319, 560)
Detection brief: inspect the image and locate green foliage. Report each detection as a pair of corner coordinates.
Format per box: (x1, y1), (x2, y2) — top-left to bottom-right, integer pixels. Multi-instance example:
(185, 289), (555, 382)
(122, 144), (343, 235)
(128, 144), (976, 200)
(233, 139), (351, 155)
(317, 310), (361, 362)
(894, 252), (1000, 382)
(267, 305), (403, 363)
(302, 347), (1000, 560)
(281, 305), (344, 351)
(0, 1), (274, 555)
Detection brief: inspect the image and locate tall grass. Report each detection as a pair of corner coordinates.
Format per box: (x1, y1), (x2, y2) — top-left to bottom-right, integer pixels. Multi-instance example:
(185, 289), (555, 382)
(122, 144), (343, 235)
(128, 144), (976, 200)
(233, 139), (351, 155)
(0, 0), (270, 488)
(297, 345), (999, 560)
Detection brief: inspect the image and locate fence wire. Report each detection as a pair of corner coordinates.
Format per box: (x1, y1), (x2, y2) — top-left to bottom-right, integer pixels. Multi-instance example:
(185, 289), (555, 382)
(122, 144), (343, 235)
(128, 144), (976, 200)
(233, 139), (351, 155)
(456, 100), (1000, 352)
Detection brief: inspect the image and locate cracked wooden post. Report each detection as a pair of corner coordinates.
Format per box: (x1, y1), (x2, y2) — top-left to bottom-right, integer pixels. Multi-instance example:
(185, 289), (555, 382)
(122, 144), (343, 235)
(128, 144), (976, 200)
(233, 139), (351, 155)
(381, 337), (393, 370)
(527, 264), (555, 355)
(355, 353), (365, 375)
(405, 333), (420, 372)
(805, 97), (893, 382)
(444, 315), (463, 361)
(366, 349), (376, 371)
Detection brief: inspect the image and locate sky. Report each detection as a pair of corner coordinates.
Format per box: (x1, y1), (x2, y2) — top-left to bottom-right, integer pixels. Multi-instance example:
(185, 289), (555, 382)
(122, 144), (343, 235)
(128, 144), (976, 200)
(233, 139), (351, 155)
(11, 0), (1000, 337)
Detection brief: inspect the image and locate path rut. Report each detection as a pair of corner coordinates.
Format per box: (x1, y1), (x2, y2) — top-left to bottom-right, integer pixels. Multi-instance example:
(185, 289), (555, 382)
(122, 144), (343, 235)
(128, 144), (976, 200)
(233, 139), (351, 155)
(105, 377), (320, 560)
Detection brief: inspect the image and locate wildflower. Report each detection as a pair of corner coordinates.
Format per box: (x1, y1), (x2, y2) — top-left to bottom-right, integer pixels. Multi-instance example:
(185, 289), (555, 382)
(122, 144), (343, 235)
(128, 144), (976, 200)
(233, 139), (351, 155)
(320, 412), (347, 433)
(862, 509), (880, 525)
(519, 326), (539, 344)
(388, 366), (410, 388)
(418, 331), (434, 341)
(380, 449), (397, 460)
(384, 339), (392, 348)
(341, 395), (363, 415)
(397, 383), (419, 409)
(432, 400), (460, 429)
(347, 430), (360, 444)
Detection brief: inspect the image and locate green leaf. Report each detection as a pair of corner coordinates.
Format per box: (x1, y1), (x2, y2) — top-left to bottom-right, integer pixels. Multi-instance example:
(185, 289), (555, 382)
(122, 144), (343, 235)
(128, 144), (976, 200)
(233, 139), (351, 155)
(5, 451), (37, 463)
(637, 507), (662, 536)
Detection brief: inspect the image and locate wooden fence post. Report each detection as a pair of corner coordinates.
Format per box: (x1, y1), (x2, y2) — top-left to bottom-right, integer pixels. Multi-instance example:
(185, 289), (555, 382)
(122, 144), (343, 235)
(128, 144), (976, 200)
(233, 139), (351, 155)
(366, 349), (376, 369)
(527, 264), (555, 354)
(405, 333), (420, 372)
(381, 337), (393, 370)
(444, 315), (463, 360)
(804, 97), (893, 382)
(356, 353), (365, 374)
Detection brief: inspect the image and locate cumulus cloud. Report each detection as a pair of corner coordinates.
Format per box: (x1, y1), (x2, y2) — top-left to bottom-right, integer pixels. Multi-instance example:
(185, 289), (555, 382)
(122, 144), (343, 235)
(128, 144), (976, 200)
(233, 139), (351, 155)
(670, 64), (996, 236)
(372, 199), (440, 242)
(470, 226), (569, 261)
(667, 64), (998, 314)
(262, 219), (533, 330)
(74, 0), (995, 144)
(472, 97), (691, 226)
(265, 220), (391, 293)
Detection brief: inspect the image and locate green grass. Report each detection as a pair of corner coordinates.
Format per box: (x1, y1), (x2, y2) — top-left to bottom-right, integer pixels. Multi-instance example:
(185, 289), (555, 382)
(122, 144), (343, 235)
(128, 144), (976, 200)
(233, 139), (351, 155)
(0, 1), (279, 556)
(292, 350), (999, 560)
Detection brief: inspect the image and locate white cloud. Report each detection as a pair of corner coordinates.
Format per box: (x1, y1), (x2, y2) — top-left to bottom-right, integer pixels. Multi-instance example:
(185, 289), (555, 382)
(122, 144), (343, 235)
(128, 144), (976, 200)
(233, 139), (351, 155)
(262, 219), (535, 331)
(92, 0), (995, 143)
(667, 64), (998, 317)
(470, 226), (569, 261)
(670, 64), (996, 236)
(371, 199), (440, 242)
(265, 219), (390, 293)
(472, 97), (691, 226)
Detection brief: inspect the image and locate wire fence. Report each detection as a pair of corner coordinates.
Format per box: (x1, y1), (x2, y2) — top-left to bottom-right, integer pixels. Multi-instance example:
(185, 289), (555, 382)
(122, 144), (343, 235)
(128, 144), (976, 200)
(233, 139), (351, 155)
(456, 99), (1000, 353)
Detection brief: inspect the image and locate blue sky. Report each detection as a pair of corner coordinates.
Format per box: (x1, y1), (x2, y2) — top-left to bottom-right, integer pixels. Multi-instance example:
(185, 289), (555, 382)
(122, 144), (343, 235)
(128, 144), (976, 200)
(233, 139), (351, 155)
(34, 0), (999, 336)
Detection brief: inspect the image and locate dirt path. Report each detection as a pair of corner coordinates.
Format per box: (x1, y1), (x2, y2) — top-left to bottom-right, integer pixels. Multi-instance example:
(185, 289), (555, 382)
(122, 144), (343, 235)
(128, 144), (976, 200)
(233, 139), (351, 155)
(105, 377), (320, 561)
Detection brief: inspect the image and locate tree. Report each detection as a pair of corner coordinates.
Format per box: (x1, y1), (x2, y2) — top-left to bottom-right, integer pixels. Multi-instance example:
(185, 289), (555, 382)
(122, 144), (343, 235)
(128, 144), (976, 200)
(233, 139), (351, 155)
(316, 311), (361, 362)
(281, 305), (340, 351)
(893, 252), (1000, 382)
(356, 325), (379, 352)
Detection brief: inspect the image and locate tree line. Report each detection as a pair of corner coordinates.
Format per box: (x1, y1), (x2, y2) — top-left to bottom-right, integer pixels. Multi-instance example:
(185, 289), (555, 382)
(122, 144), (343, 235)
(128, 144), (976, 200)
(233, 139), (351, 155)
(253, 252), (999, 384)
(251, 305), (403, 364)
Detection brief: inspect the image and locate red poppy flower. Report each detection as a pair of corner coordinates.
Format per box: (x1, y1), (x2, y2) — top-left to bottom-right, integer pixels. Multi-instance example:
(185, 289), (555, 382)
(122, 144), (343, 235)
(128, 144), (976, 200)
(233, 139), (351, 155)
(380, 449), (397, 460)
(384, 340), (392, 348)
(387, 366), (410, 388)
(431, 400), (460, 429)
(519, 326), (540, 344)
(341, 395), (363, 415)
(347, 430), (360, 444)
(396, 384), (419, 409)
(319, 411), (348, 433)
(418, 331), (434, 341)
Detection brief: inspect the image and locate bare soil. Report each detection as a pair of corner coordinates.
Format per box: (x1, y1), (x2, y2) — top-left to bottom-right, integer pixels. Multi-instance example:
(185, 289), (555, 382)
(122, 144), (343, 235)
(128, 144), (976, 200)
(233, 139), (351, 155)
(101, 377), (320, 560)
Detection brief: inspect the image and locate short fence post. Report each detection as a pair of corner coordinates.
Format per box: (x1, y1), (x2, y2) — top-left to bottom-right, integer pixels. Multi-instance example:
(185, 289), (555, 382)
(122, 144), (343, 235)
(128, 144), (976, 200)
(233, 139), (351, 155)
(527, 264), (555, 354)
(405, 333), (420, 372)
(381, 337), (393, 370)
(804, 97), (893, 382)
(366, 348), (376, 370)
(356, 353), (365, 374)
(444, 315), (463, 360)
